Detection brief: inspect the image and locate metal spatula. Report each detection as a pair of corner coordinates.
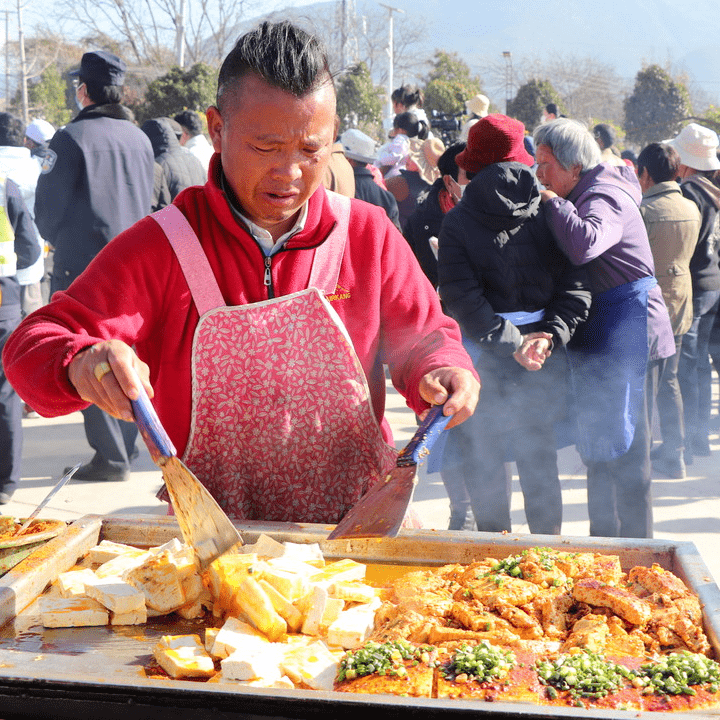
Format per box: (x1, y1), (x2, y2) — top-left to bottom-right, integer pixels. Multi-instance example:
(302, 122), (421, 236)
(327, 404), (451, 540)
(130, 380), (242, 567)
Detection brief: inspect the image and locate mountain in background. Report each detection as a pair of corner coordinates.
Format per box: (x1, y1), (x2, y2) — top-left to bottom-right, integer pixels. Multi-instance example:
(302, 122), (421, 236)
(253, 0), (720, 108)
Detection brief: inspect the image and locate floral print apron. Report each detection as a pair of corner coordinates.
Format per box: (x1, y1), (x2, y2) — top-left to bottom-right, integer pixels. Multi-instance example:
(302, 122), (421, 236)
(152, 194), (397, 523)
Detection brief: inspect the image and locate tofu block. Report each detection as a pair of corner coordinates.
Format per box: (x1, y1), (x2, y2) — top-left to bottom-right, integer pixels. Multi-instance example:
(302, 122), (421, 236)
(326, 606), (375, 649)
(149, 538), (184, 555)
(266, 557), (318, 577)
(40, 596), (109, 628)
(221, 646), (283, 682)
(258, 579), (303, 633)
(210, 616), (269, 659)
(232, 575), (286, 641)
(181, 572), (205, 604)
(322, 597), (344, 629)
(87, 540), (144, 565)
(126, 554), (185, 613)
(95, 550), (152, 579)
(260, 565), (309, 602)
(243, 534), (286, 559)
(205, 627), (220, 654)
(175, 600), (204, 620)
(237, 675), (295, 689)
(282, 542), (325, 567)
(56, 568), (98, 598)
(84, 575), (146, 614)
(204, 554), (258, 610)
(280, 641), (338, 691)
(110, 606), (147, 625)
(301, 585), (328, 636)
(309, 559), (366, 586)
(328, 581), (377, 604)
(153, 634), (215, 679)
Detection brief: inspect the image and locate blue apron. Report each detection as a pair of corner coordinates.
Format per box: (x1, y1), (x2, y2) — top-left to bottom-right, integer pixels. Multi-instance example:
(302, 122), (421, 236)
(567, 276), (656, 462)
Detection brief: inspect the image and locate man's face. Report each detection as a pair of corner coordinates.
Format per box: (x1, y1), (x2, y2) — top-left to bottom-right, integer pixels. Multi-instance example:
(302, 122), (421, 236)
(207, 73), (335, 239)
(535, 144), (579, 198)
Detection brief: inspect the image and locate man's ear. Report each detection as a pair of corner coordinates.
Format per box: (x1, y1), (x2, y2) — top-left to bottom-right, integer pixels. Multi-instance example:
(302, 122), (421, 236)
(206, 106), (223, 154)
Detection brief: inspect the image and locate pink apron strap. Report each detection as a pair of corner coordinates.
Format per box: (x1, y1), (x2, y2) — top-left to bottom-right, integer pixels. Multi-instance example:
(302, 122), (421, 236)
(151, 205), (225, 316)
(309, 191), (351, 295)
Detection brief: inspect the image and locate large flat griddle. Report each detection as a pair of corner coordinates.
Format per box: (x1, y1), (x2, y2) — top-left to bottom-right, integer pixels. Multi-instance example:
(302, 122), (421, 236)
(0, 514), (717, 719)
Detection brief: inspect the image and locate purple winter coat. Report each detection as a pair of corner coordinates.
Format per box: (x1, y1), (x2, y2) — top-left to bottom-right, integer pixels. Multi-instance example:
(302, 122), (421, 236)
(543, 162), (674, 361)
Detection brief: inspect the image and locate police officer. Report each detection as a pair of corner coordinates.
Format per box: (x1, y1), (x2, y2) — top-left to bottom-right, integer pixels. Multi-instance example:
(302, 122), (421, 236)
(34, 50), (154, 482)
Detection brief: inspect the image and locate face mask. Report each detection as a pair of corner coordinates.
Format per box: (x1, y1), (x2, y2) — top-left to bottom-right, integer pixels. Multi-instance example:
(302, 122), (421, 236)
(75, 85), (85, 112)
(449, 178), (466, 203)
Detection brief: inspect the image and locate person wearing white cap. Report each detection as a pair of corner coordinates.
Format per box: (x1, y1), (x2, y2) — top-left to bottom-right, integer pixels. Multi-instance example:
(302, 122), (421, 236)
(459, 93), (489, 142)
(23, 118), (55, 169)
(667, 123), (720, 463)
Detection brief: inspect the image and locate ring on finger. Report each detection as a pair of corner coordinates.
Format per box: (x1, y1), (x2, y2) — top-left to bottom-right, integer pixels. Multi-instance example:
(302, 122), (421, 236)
(93, 361), (112, 383)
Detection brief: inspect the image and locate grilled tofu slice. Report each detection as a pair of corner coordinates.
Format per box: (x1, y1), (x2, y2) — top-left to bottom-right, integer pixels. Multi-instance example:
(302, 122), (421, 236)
(572, 579), (651, 626)
(153, 634), (215, 679)
(40, 596), (109, 628)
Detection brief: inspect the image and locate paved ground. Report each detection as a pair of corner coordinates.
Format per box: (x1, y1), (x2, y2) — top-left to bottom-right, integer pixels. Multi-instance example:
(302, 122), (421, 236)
(7, 376), (720, 582)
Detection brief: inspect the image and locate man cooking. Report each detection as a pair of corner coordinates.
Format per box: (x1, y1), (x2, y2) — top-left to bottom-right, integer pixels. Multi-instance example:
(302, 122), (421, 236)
(2, 21), (479, 524)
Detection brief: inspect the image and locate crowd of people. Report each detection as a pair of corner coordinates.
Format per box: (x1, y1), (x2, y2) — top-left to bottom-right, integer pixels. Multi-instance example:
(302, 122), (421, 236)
(0, 21), (718, 543)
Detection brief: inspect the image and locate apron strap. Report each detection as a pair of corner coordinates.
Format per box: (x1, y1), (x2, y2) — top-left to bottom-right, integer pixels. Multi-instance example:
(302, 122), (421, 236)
(309, 190), (351, 295)
(151, 205), (225, 316)
(153, 193), (352, 315)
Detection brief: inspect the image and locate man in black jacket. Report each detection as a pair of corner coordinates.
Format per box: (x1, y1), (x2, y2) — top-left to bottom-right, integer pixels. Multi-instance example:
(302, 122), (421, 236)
(34, 50), (155, 482)
(0, 177), (40, 502)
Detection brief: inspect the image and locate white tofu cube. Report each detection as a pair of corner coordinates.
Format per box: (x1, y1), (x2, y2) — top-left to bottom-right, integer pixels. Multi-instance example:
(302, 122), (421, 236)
(87, 540), (143, 565)
(282, 542), (324, 567)
(326, 606), (376, 649)
(153, 634), (215, 679)
(221, 646), (283, 682)
(40, 596), (109, 628)
(56, 568), (98, 598)
(126, 554), (185, 612)
(84, 575), (145, 614)
(95, 551), (152, 579)
(210, 616), (269, 659)
(280, 641), (338, 691)
(244, 534), (286, 559)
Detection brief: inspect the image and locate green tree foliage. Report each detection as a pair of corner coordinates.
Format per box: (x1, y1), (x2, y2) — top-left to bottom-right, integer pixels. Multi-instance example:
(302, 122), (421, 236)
(422, 51), (483, 117)
(335, 62), (383, 140)
(506, 79), (562, 131)
(138, 63), (217, 124)
(623, 65), (690, 147)
(27, 66), (72, 128)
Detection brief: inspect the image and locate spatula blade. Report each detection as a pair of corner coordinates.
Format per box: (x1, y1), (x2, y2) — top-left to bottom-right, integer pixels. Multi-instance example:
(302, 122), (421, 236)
(326, 465), (416, 540)
(162, 456), (242, 568)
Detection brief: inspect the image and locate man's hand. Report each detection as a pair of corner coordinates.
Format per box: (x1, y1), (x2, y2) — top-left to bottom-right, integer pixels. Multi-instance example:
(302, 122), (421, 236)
(513, 332), (553, 371)
(539, 189), (558, 203)
(67, 340), (153, 422)
(418, 366), (480, 429)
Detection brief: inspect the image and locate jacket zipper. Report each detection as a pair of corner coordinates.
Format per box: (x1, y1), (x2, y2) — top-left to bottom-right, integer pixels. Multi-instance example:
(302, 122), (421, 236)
(263, 255), (274, 299)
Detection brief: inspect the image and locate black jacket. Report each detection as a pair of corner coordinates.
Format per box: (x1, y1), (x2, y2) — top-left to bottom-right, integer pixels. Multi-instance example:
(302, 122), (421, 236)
(352, 165), (401, 230)
(403, 179), (445, 287)
(142, 118), (205, 201)
(1, 178), (40, 316)
(438, 162), (591, 429)
(680, 174), (720, 293)
(34, 103), (154, 279)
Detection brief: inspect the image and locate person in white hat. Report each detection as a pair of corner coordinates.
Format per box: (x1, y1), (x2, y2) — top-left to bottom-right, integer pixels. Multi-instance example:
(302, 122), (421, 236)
(667, 123), (720, 463)
(341, 128), (400, 229)
(23, 118), (55, 169)
(459, 94), (489, 142)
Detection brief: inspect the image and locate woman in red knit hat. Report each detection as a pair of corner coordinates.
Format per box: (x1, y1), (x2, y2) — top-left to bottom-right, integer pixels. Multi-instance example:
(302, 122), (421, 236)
(437, 114), (591, 534)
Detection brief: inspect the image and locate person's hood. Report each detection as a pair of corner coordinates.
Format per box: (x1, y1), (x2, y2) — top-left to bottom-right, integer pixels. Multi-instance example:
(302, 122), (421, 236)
(141, 117), (180, 158)
(458, 161), (540, 232)
(683, 173), (720, 211)
(570, 161), (642, 206)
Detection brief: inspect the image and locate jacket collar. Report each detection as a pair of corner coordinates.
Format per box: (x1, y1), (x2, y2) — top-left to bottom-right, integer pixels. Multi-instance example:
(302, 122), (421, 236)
(642, 180), (681, 199)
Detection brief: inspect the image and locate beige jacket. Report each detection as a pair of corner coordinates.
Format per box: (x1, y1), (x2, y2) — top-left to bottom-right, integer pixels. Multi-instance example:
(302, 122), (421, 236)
(640, 181), (701, 336)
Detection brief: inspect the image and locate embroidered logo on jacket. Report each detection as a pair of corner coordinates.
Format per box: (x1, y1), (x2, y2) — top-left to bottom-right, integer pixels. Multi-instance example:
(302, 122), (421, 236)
(40, 150), (57, 174)
(326, 284), (351, 301)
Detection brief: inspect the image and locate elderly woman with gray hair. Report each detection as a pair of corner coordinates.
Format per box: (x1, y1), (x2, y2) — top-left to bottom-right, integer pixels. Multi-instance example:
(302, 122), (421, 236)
(534, 118), (674, 539)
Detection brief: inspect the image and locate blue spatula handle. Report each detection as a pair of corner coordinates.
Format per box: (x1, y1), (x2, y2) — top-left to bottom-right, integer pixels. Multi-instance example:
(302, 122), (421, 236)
(130, 379), (177, 463)
(397, 403), (451, 466)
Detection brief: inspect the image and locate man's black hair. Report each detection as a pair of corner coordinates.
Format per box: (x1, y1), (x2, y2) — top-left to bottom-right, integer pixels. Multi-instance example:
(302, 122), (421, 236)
(637, 142), (679, 184)
(545, 103), (558, 116)
(437, 142), (465, 181)
(81, 76), (123, 106)
(0, 112), (25, 147)
(216, 21), (332, 108)
(174, 110), (203, 136)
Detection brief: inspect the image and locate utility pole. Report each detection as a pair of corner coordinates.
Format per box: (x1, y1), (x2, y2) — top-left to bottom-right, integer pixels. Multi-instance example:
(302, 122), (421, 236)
(379, 3), (404, 127)
(175, 0), (186, 68)
(17, 0), (27, 122)
(503, 51), (513, 114)
(4, 11), (9, 111)
(339, 0), (358, 70)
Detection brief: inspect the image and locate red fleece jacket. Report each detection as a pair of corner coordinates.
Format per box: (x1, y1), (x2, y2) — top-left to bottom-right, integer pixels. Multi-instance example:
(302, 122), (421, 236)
(3, 155), (474, 453)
